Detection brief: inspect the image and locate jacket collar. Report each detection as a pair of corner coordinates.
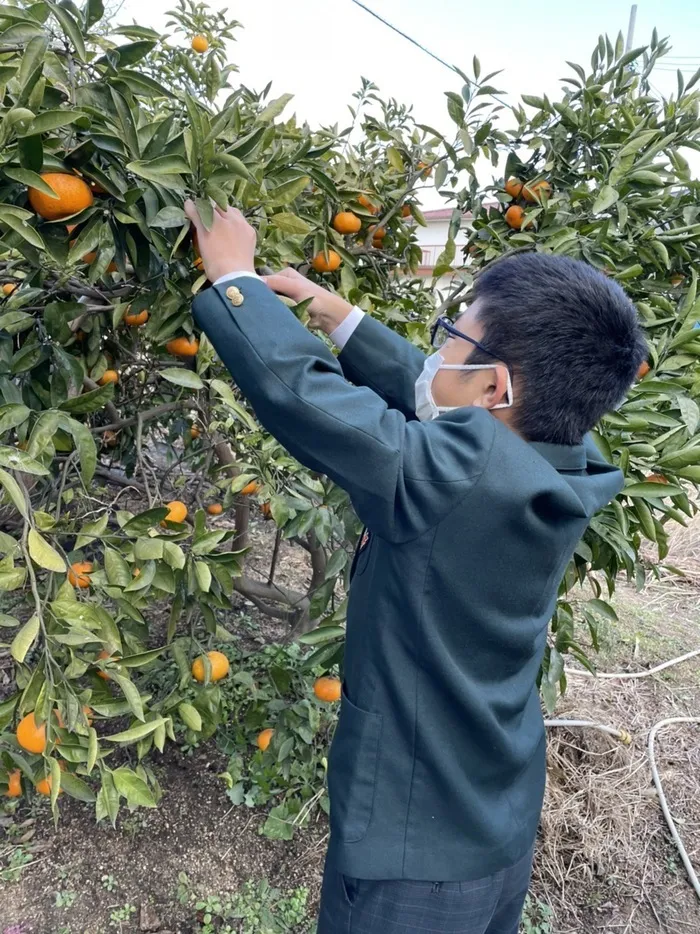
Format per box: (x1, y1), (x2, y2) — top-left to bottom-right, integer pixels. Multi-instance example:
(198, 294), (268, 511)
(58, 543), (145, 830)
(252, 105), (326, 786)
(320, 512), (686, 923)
(529, 441), (586, 472)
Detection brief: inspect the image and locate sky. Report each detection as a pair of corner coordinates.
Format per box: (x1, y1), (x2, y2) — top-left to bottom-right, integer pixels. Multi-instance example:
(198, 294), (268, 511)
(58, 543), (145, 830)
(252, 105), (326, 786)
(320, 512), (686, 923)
(116, 0), (700, 206)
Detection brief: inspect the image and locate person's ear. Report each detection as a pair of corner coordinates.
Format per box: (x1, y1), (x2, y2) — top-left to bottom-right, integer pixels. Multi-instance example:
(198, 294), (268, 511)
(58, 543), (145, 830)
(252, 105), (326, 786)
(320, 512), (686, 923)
(478, 366), (510, 410)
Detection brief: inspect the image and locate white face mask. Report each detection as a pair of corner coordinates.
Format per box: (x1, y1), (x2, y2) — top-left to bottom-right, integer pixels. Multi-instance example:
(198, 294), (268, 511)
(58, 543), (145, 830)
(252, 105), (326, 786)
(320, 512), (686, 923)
(414, 351), (514, 422)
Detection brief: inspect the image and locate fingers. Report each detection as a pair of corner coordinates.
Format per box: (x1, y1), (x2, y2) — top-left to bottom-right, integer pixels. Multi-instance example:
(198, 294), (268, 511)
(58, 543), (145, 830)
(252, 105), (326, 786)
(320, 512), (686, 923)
(184, 199), (204, 234)
(262, 274), (299, 298)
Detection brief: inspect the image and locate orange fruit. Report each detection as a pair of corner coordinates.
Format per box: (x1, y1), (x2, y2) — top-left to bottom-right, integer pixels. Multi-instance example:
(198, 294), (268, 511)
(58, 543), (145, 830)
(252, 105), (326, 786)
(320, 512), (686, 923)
(96, 648), (117, 680)
(670, 275), (684, 287)
(124, 309), (149, 327)
(77, 249), (118, 273)
(191, 650), (230, 683)
(401, 204), (412, 218)
(2, 282), (17, 295)
(35, 764), (65, 797)
(333, 212), (362, 235)
(357, 194), (378, 214)
(97, 369), (119, 386)
(190, 425), (201, 439)
(505, 205), (526, 229)
(132, 567), (141, 578)
(241, 481), (260, 496)
(504, 178), (523, 199)
(311, 250), (341, 273)
(207, 503), (223, 516)
(369, 225), (386, 240)
(16, 712), (48, 754)
(418, 161), (432, 177)
(257, 728), (274, 751)
(28, 173), (94, 220)
(646, 473), (668, 484)
(637, 361), (650, 380)
(68, 561), (93, 588)
(192, 34), (209, 53)
(314, 676), (341, 703)
(162, 500), (188, 525)
(102, 429), (118, 447)
(261, 502), (272, 519)
(6, 769), (22, 798)
(372, 238), (384, 249)
(522, 180), (551, 203)
(166, 336), (199, 357)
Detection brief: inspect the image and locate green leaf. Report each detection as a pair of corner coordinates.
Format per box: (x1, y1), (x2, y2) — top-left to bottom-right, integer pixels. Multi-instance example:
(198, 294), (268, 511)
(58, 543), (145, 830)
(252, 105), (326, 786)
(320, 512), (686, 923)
(112, 767), (156, 807)
(585, 599), (618, 623)
(19, 110), (84, 136)
(2, 166), (57, 196)
(60, 771), (96, 803)
(678, 396), (699, 436)
(75, 513), (109, 550)
(270, 213), (311, 235)
(0, 211), (45, 249)
(109, 674), (146, 723)
(267, 176), (310, 208)
(10, 614), (40, 663)
(134, 537), (163, 561)
(28, 529), (66, 572)
(150, 206), (187, 228)
(194, 561), (212, 592)
(178, 703), (202, 732)
(86, 728), (98, 774)
(58, 416), (97, 484)
(127, 155), (191, 176)
(59, 384), (114, 415)
(256, 93), (294, 123)
(160, 368), (204, 390)
(46, 2), (86, 61)
(0, 467), (28, 518)
(623, 481), (682, 498)
(386, 146), (405, 172)
(592, 185), (619, 214)
(213, 152), (255, 182)
(0, 403), (31, 435)
(297, 625), (345, 645)
(86, 0), (105, 29)
(105, 718), (166, 743)
(104, 548), (132, 587)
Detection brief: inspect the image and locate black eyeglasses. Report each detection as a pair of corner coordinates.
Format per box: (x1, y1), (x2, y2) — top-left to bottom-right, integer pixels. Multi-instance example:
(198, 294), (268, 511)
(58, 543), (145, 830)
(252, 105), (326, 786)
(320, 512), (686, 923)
(430, 316), (504, 362)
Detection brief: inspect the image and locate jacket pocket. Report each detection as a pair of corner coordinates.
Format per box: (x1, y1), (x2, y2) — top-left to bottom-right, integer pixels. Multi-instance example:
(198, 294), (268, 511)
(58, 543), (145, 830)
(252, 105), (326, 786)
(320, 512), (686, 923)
(328, 688), (382, 844)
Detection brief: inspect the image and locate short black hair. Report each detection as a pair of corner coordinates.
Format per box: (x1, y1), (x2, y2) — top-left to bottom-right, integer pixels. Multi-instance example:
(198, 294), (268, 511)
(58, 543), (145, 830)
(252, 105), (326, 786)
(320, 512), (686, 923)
(466, 253), (648, 445)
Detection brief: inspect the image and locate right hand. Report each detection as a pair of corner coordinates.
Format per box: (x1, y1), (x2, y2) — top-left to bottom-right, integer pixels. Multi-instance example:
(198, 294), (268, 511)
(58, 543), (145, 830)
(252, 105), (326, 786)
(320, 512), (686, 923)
(262, 268), (353, 335)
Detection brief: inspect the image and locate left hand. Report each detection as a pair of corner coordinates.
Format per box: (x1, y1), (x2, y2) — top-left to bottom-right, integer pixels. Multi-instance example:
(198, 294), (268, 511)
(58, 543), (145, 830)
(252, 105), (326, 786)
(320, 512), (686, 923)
(184, 200), (256, 282)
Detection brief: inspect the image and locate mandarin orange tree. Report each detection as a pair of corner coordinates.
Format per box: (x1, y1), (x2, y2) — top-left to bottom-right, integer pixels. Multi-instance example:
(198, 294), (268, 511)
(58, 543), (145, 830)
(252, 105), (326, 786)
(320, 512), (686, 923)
(0, 0), (438, 817)
(427, 36), (700, 708)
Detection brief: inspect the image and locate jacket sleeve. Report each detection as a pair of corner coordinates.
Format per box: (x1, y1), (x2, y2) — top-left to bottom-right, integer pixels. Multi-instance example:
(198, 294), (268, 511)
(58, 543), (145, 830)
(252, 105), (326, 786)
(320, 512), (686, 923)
(338, 314), (426, 418)
(192, 279), (493, 543)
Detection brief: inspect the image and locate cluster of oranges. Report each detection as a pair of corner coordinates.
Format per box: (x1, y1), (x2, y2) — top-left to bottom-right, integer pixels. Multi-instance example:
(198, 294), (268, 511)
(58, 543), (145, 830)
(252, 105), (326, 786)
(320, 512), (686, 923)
(7, 708), (93, 797)
(503, 177), (552, 231)
(255, 676), (341, 752)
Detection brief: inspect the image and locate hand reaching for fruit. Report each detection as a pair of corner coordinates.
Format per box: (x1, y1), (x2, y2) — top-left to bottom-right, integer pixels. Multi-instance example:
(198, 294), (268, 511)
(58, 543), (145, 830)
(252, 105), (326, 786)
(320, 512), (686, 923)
(262, 268), (353, 335)
(184, 200), (257, 283)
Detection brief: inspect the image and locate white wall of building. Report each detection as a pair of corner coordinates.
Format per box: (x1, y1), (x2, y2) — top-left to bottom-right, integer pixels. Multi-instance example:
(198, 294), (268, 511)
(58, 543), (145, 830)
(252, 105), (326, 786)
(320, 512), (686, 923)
(411, 210), (472, 295)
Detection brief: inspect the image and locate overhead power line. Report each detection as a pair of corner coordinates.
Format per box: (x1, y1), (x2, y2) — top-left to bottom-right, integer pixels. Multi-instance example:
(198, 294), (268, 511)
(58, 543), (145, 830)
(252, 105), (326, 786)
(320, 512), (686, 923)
(348, 0), (457, 75)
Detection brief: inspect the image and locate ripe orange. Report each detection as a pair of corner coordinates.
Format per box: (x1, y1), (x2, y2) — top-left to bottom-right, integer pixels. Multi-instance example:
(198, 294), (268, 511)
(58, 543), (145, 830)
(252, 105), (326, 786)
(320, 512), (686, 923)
(77, 250), (118, 273)
(28, 173), (94, 220)
(670, 275), (685, 287)
(2, 282), (17, 295)
(333, 212), (362, 235)
(68, 561), (93, 588)
(190, 425), (201, 439)
(646, 473), (668, 484)
(96, 648), (117, 680)
(505, 178), (523, 199)
(369, 225), (387, 240)
(371, 238), (384, 249)
(357, 194), (379, 214)
(191, 650), (230, 683)
(166, 336), (199, 357)
(505, 205), (526, 230)
(124, 309), (149, 327)
(97, 369), (119, 386)
(418, 161), (432, 177)
(35, 764), (64, 797)
(257, 728), (274, 751)
(261, 502), (272, 519)
(102, 430), (118, 447)
(162, 500), (188, 525)
(207, 503), (223, 516)
(192, 34), (209, 53)
(6, 769), (22, 798)
(637, 361), (651, 380)
(16, 712), (48, 754)
(311, 250), (341, 273)
(132, 567), (141, 578)
(522, 180), (551, 203)
(401, 204), (412, 218)
(241, 481), (260, 496)
(314, 676), (341, 703)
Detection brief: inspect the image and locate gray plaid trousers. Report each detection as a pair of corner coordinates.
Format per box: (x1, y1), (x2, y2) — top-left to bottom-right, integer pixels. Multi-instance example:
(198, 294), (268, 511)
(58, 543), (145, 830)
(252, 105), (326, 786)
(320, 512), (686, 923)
(317, 845), (534, 934)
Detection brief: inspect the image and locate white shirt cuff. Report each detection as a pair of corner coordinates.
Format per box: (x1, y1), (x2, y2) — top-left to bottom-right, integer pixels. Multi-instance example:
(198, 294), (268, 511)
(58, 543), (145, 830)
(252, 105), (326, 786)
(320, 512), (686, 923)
(213, 271), (261, 287)
(329, 306), (365, 350)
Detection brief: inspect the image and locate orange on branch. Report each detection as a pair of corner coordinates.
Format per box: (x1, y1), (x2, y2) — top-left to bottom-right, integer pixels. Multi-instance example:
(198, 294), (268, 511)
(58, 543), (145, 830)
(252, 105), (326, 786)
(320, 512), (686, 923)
(637, 360), (651, 379)
(369, 225), (386, 240)
(96, 648), (117, 680)
(162, 500), (188, 525)
(357, 194), (379, 214)
(97, 369), (119, 386)
(28, 173), (93, 220)
(646, 473), (668, 484)
(261, 502), (272, 519)
(102, 430), (118, 448)
(2, 282), (17, 295)
(505, 205), (526, 229)
(241, 481), (260, 496)
(191, 650), (230, 683)
(16, 712), (48, 754)
(401, 204), (412, 218)
(207, 503), (223, 515)
(68, 561), (93, 588)
(192, 34), (209, 53)
(333, 212), (362, 235)
(166, 336), (199, 357)
(505, 178), (523, 199)
(522, 180), (551, 203)
(311, 250), (341, 273)
(257, 728), (274, 751)
(314, 676), (341, 703)
(6, 770), (22, 798)
(190, 425), (201, 439)
(124, 309), (149, 327)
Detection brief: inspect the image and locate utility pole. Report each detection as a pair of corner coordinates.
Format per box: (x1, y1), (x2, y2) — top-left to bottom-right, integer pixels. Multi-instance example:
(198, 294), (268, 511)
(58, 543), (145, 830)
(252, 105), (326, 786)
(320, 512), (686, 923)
(625, 4), (638, 52)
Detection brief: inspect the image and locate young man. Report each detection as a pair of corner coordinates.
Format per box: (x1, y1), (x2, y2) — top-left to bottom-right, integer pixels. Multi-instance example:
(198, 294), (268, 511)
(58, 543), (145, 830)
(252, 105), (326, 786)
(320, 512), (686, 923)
(185, 201), (647, 934)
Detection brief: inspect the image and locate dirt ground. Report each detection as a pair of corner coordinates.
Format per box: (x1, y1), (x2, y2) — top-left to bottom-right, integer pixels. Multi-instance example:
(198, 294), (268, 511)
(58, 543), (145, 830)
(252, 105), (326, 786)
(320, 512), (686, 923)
(2, 519), (700, 934)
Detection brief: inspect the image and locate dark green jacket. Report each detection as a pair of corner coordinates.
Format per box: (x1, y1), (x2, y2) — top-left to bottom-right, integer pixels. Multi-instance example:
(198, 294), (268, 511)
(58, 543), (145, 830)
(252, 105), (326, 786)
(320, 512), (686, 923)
(193, 278), (624, 882)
